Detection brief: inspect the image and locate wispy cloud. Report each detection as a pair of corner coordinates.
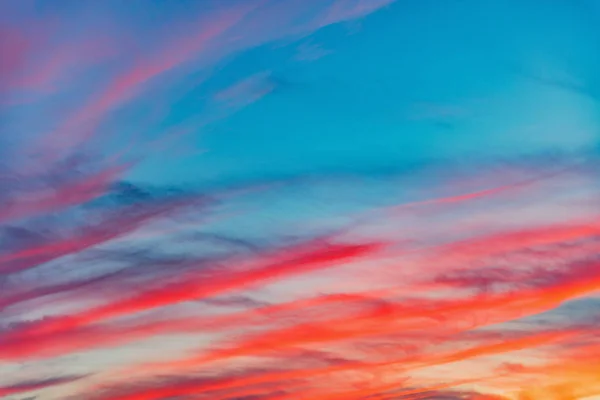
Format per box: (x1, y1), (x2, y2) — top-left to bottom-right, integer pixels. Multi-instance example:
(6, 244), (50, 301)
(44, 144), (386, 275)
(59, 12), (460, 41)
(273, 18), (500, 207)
(2, 160), (598, 399)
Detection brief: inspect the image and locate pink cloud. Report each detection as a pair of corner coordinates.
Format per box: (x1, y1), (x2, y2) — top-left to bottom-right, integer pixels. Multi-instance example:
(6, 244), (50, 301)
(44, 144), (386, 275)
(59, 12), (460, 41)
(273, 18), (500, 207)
(0, 27), (31, 89)
(34, 1), (263, 164)
(33, 0), (396, 155)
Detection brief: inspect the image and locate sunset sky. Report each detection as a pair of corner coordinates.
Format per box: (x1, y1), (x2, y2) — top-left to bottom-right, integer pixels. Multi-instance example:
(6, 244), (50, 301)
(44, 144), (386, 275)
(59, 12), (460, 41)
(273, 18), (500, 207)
(1, 1), (599, 399)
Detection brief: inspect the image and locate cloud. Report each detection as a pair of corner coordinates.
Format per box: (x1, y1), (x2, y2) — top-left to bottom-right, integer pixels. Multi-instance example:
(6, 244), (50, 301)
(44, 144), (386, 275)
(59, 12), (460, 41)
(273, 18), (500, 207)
(0, 154), (598, 399)
(214, 72), (276, 109)
(0, 376), (85, 398)
(0, 27), (31, 91)
(9, 0), (397, 169)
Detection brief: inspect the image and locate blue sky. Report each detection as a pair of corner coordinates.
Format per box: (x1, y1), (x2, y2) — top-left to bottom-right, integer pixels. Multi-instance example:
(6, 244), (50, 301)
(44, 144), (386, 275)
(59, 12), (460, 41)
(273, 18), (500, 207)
(113, 0), (600, 186)
(2, 0), (598, 189)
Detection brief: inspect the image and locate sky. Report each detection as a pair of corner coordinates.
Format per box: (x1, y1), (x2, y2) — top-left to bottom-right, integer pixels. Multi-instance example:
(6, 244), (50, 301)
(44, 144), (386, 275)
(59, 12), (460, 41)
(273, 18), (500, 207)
(0, 0), (599, 399)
